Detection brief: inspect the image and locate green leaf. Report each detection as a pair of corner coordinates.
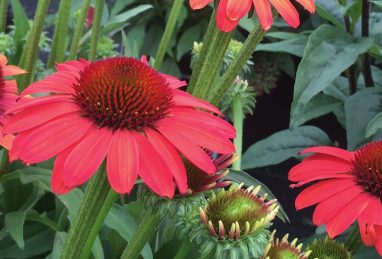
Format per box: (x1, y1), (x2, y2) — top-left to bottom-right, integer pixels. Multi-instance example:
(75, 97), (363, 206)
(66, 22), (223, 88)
(366, 111), (382, 137)
(256, 34), (308, 57)
(290, 24), (373, 128)
(227, 170), (289, 223)
(19, 167), (51, 192)
(105, 204), (153, 259)
(241, 126), (331, 170)
(315, 1), (345, 29)
(345, 88), (382, 150)
(176, 24), (204, 60)
(122, 24), (146, 58)
(10, 0), (30, 62)
(5, 211), (26, 249)
(50, 232), (67, 259)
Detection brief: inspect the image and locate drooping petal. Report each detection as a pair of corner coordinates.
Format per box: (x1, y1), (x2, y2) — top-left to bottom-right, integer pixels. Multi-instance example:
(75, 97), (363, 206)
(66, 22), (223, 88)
(0, 126), (14, 150)
(189, 0), (213, 9)
(169, 107), (236, 138)
(0, 54), (8, 66)
(158, 117), (235, 154)
(360, 222), (377, 246)
(359, 196), (382, 225)
(106, 130), (139, 194)
(295, 179), (355, 210)
(312, 185), (363, 226)
(226, 0), (252, 21)
(296, 0), (315, 13)
(300, 146), (354, 162)
(62, 126), (112, 187)
(51, 148), (75, 195)
(325, 193), (370, 238)
(132, 131), (175, 198)
(145, 128), (188, 194)
(161, 74), (187, 89)
(4, 98), (80, 134)
(269, 0), (300, 28)
(16, 113), (93, 164)
(216, 0), (240, 32)
(3, 65), (27, 77)
(3, 80), (18, 94)
(20, 71), (76, 96)
(253, 0), (273, 30)
(155, 121), (216, 174)
(172, 89), (222, 115)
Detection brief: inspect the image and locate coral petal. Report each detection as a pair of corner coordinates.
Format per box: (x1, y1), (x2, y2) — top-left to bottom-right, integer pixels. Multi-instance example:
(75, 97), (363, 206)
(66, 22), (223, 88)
(51, 148), (75, 195)
(269, 0), (300, 28)
(106, 130), (139, 194)
(253, 0), (273, 30)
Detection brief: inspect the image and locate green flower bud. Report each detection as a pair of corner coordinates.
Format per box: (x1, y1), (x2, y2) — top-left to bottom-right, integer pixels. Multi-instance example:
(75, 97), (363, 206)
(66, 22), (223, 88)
(0, 33), (16, 56)
(307, 237), (351, 259)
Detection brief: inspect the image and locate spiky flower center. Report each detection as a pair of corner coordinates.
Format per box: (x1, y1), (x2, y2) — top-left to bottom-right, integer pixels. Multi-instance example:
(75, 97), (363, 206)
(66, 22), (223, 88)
(73, 57), (173, 130)
(307, 238), (351, 259)
(352, 141), (382, 199)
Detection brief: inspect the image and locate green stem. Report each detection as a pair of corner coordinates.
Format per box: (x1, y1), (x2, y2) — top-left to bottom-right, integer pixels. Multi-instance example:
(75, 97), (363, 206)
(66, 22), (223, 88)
(210, 22), (265, 106)
(120, 213), (161, 259)
(231, 95), (243, 170)
(88, 0), (104, 61)
(47, 0), (72, 67)
(18, 0), (51, 89)
(174, 239), (192, 259)
(0, 150), (10, 174)
(68, 0), (91, 59)
(154, 0), (184, 70)
(60, 166), (118, 259)
(0, 0), (8, 32)
(187, 12), (234, 101)
(344, 224), (362, 255)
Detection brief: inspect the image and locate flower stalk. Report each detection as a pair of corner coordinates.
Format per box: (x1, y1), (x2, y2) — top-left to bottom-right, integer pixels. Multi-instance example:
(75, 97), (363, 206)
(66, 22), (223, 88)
(231, 95), (243, 170)
(120, 213), (161, 259)
(0, 0), (8, 32)
(187, 12), (234, 101)
(154, 0), (185, 70)
(210, 22), (265, 106)
(88, 0), (104, 61)
(68, 0), (91, 59)
(60, 165), (118, 259)
(18, 0), (51, 89)
(47, 0), (72, 68)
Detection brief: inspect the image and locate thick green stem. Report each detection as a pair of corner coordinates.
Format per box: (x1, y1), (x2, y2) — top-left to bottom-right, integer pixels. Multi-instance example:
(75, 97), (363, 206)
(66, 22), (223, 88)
(88, 0), (104, 61)
(121, 213), (161, 259)
(0, 0), (8, 32)
(232, 95), (243, 170)
(47, 0), (72, 67)
(154, 0), (184, 70)
(60, 166), (118, 259)
(18, 0), (50, 89)
(68, 0), (91, 59)
(210, 23), (265, 106)
(187, 12), (234, 101)
(344, 224), (362, 255)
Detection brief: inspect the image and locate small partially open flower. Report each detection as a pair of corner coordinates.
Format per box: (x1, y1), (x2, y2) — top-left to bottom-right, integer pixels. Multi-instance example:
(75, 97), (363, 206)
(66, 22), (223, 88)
(307, 237), (351, 259)
(263, 230), (312, 259)
(191, 184), (279, 258)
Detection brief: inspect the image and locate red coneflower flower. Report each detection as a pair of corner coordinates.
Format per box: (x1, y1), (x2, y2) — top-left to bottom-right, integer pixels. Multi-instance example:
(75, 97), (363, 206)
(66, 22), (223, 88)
(4, 57), (235, 197)
(288, 142), (382, 256)
(0, 54), (26, 150)
(189, 0), (315, 32)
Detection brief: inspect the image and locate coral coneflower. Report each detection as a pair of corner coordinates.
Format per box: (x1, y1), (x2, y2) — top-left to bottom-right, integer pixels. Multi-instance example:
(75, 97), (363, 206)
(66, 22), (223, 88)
(4, 57), (235, 197)
(289, 142), (382, 256)
(189, 0), (315, 32)
(0, 54), (26, 150)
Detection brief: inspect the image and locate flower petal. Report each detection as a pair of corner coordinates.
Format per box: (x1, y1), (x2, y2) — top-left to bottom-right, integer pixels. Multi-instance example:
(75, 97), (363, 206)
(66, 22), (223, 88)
(295, 179), (356, 210)
(145, 128), (188, 194)
(253, 0), (273, 30)
(189, 0), (213, 9)
(132, 131), (175, 198)
(51, 148), (75, 195)
(62, 126), (112, 187)
(155, 121), (216, 174)
(312, 185), (363, 226)
(296, 0), (315, 13)
(216, 0), (240, 32)
(16, 113), (93, 164)
(3, 65), (27, 77)
(300, 146), (354, 162)
(4, 97), (80, 134)
(325, 192), (370, 238)
(359, 196), (382, 225)
(106, 130), (139, 194)
(172, 89), (222, 115)
(270, 0), (300, 28)
(226, 0), (252, 21)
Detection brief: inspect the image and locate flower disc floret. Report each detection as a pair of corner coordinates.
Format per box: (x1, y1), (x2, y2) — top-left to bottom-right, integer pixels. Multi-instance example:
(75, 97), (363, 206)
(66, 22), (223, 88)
(307, 237), (351, 259)
(73, 57), (173, 130)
